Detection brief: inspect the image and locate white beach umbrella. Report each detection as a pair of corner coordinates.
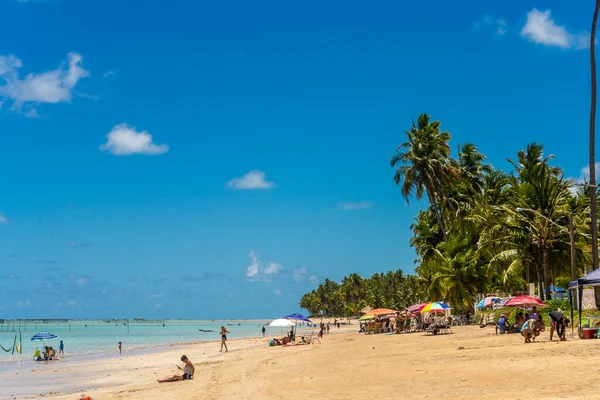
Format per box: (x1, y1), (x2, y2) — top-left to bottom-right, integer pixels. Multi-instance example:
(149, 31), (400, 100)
(269, 318), (296, 327)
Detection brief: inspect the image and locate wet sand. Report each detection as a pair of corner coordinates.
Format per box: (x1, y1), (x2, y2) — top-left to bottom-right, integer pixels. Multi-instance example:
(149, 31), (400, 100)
(5, 323), (600, 400)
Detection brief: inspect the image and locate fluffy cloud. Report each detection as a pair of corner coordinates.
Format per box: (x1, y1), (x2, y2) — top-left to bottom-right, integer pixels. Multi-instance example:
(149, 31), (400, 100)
(0, 52), (90, 115)
(0, 213), (9, 224)
(100, 123), (169, 156)
(293, 267), (307, 283)
(521, 9), (588, 50)
(245, 251), (284, 281)
(473, 15), (507, 36)
(309, 275), (319, 285)
(102, 70), (115, 79)
(337, 201), (373, 211)
(264, 262), (284, 275)
(227, 170), (275, 190)
(273, 289), (283, 296)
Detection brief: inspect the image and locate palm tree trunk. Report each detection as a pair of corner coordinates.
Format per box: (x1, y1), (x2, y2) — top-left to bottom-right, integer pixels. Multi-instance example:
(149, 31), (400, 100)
(535, 266), (543, 300)
(542, 248), (551, 302)
(426, 189), (447, 240)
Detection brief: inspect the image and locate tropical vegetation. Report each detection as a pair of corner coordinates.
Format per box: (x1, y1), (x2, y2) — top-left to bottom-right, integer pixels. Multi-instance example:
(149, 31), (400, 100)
(299, 113), (596, 317)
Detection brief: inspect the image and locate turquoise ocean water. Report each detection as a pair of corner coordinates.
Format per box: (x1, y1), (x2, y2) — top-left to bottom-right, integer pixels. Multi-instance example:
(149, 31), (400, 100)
(0, 320), (280, 363)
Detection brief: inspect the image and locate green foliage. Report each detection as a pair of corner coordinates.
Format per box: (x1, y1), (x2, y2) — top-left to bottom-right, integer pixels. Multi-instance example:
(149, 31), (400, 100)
(299, 271), (424, 317)
(300, 114), (595, 312)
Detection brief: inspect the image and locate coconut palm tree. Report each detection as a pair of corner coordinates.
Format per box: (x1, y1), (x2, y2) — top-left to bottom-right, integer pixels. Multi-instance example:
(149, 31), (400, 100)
(590, 0), (600, 272)
(391, 114), (458, 238)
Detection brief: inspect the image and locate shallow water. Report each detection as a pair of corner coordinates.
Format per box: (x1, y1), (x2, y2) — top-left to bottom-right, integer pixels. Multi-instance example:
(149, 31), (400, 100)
(0, 320), (277, 364)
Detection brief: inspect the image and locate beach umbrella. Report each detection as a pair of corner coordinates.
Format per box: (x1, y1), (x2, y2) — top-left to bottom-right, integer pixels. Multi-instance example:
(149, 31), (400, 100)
(407, 303), (426, 313)
(268, 318), (296, 327)
(360, 306), (373, 314)
(476, 297), (500, 309)
(30, 332), (58, 341)
(281, 313), (311, 323)
(370, 308), (399, 316)
(504, 295), (546, 309)
(359, 314), (375, 321)
(419, 302), (451, 314)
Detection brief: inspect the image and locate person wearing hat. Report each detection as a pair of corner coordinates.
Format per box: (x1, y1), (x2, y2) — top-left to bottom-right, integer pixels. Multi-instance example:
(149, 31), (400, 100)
(496, 313), (509, 334)
(549, 311), (570, 341)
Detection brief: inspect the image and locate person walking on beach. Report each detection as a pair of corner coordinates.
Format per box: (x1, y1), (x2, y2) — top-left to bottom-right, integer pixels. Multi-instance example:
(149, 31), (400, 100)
(118, 341), (122, 354)
(326, 323), (330, 334)
(220, 326), (229, 352)
(157, 355), (195, 382)
(59, 340), (64, 355)
(262, 326), (266, 337)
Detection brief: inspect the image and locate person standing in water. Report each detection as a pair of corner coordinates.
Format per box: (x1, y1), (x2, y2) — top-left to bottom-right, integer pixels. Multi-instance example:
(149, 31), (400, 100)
(261, 326), (266, 337)
(59, 340), (64, 355)
(118, 341), (122, 354)
(220, 326), (229, 352)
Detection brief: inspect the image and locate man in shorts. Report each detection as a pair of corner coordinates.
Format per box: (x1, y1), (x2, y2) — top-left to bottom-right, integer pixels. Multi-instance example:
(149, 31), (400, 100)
(549, 311), (569, 341)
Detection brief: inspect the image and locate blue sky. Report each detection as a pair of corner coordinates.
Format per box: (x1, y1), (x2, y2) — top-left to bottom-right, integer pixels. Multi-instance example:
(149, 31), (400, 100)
(0, 0), (595, 319)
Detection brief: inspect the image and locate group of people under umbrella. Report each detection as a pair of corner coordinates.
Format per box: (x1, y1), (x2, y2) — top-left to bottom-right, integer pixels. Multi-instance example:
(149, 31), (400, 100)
(359, 302), (453, 335)
(267, 313), (315, 346)
(479, 295), (570, 343)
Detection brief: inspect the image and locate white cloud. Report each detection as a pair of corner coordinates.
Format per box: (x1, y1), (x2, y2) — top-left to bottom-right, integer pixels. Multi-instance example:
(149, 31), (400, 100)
(309, 275), (319, 285)
(245, 251), (284, 282)
(0, 52), (90, 115)
(264, 261), (284, 275)
(273, 289), (282, 296)
(76, 277), (86, 285)
(578, 163), (600, 183)
(0, 214), (9, 224)
(521, 9), (588, 50)
(473, 15), (507, 36)
(100, 123), (169, 156)
(102, 70), (115, 79)
(293, 267), (307, 283)
(246, 251), (260, 278)
(337, 201), (373, 211)
(227, 170), (275, 190)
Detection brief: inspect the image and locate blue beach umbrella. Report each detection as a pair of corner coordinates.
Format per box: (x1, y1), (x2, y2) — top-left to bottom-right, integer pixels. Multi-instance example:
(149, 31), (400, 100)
(281, 313), (311, 323)
(31, 332), (58, 341)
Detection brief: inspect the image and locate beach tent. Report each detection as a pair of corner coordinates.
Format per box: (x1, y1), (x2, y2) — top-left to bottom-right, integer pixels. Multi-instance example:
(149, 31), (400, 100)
(568, 268), (600, 336)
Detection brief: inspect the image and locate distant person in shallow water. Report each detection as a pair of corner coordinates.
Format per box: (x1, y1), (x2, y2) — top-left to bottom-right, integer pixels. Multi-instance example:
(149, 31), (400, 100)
(157, 355), (195, 383)
(220, 326), (229, 352)
(118, 341), (122, 354)
(59, 340), (64, 355)
(262, 326), (266, 337)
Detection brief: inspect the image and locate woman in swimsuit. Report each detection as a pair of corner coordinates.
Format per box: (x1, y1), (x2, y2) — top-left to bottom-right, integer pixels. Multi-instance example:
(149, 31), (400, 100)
(220, 326), (229, 352)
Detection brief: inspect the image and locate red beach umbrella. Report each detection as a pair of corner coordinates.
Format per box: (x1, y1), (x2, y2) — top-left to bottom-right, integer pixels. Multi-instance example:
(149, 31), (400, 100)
(504, 295), (546, 309)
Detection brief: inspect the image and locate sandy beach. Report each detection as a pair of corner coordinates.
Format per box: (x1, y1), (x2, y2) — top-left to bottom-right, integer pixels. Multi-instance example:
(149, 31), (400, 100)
(5, 322), (600, 400)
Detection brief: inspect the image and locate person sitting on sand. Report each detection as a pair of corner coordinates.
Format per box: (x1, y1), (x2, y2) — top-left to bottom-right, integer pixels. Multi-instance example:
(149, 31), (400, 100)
(513, 312), (525, 333)
(521, 317), (536, 343)
(33, 349), (42, 361)
(496, 314), (509, 334)
(157, 355), (195, 383)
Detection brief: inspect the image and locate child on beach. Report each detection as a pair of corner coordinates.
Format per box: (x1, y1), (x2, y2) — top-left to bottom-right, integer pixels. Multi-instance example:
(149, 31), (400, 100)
(220, 326), (229, 352)
(521, 318), (537, 343)
(59, 340), (64, 355)
(118, 342), (122, 354)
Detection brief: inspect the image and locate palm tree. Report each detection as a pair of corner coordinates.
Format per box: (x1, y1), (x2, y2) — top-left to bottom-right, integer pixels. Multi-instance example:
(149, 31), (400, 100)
(391, 114), (458, 238)
(457, 143), (492, 196)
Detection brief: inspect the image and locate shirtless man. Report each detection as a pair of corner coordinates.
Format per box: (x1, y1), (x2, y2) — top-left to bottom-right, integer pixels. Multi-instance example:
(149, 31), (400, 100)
(157, 355), (195, 382)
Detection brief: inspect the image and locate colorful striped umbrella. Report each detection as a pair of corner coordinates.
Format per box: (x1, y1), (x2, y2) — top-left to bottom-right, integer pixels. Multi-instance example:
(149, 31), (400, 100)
(31, 332), (58, 341)
(419, 302), (451, 314)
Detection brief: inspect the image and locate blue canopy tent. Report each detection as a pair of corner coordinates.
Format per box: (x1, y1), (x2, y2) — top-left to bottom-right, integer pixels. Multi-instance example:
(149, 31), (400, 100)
(568, 269), (600, 337)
